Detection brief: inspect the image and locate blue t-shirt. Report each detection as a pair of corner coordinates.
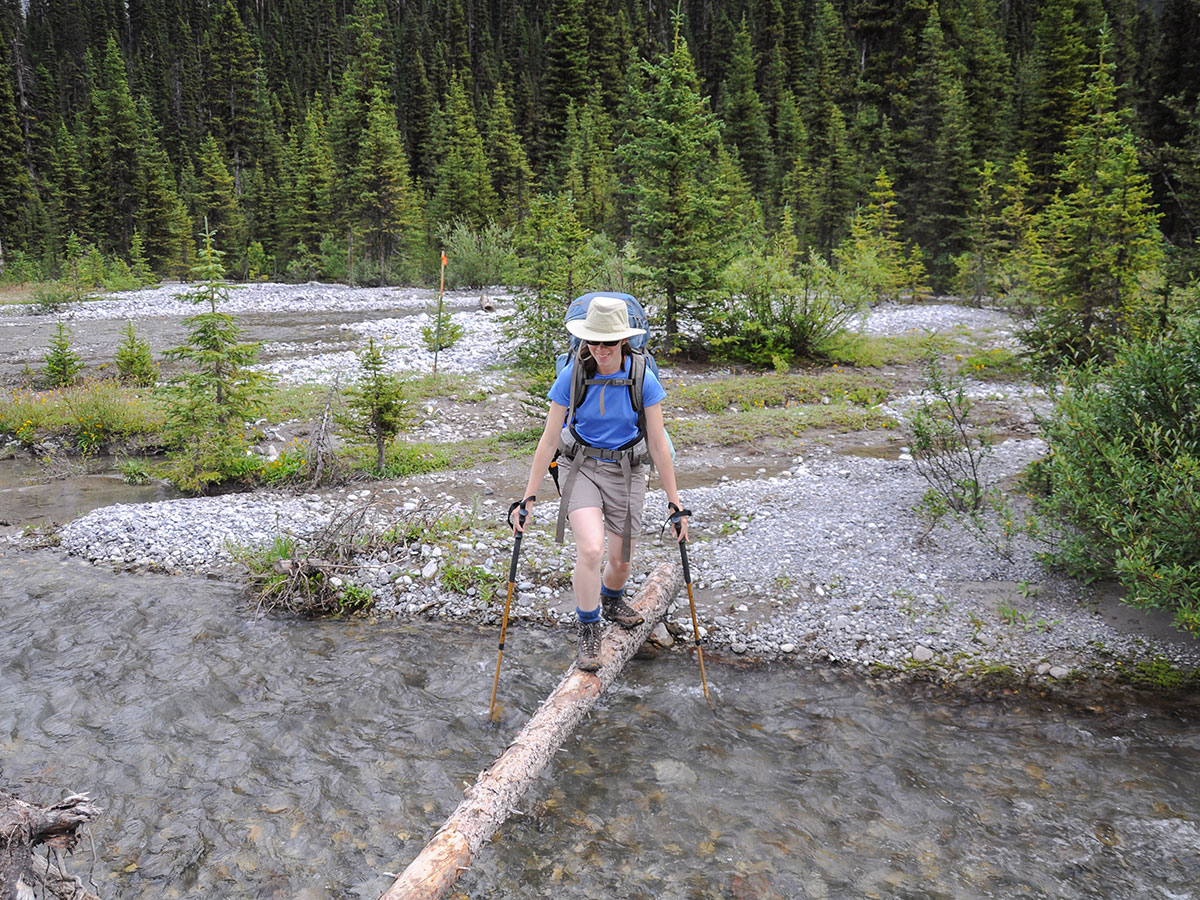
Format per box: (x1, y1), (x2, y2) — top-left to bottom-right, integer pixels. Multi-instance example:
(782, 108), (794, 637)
(549, 357), (666, 449)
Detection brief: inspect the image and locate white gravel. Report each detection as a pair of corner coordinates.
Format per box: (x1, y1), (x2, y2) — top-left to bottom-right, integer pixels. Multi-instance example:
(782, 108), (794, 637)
(40, 288), (1200, 683)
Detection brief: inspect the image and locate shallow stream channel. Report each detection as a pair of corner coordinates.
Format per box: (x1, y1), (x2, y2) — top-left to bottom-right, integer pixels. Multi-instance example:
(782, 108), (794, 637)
(3, 549), (1199, 900)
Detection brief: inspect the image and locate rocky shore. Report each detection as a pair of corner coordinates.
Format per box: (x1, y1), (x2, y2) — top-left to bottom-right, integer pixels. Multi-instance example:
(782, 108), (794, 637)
(12, 286), (1200, 686)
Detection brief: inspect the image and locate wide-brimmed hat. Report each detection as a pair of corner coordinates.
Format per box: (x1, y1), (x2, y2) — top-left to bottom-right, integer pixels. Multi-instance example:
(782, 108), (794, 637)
(566, 296), (647, 343)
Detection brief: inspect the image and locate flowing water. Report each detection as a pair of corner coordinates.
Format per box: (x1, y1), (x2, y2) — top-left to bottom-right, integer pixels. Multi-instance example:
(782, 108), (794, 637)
(2, 550), (1198, 900)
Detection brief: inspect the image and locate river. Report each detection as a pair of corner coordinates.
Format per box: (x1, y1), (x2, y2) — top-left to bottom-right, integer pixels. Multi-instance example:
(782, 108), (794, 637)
(2, 549), (1197, 899)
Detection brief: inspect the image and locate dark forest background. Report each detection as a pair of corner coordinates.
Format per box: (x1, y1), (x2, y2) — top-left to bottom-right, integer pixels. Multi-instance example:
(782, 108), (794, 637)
(2, 0), (1199, 306)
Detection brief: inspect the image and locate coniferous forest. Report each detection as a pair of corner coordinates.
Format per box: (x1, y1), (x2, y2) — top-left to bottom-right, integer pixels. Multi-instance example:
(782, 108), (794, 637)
(1, 0), (1200, 358)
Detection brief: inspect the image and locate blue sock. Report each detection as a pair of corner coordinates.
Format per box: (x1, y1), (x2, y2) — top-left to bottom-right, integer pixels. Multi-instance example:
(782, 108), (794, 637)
(599, 583), (625, 600)
(576, 606), (601, 624)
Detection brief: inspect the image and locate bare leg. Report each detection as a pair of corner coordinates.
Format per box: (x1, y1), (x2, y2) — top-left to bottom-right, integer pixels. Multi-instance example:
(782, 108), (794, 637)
(568, 506), (606, 614)
(602, 530), (633, 592)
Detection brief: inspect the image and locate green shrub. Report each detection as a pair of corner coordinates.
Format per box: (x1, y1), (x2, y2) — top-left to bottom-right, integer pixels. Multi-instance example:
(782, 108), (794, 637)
(438, 220), (518, 289)
(708, 247), (867, 367)
(30, 282), (77, 314)
(258, 439), (310, 485)
(117, 457), (154, 485)
(1040, 327), (1200, 635)
(2, 251), (45, 284)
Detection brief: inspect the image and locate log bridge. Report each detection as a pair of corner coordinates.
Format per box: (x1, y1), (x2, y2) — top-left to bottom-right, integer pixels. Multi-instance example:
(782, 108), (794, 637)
(378, 560), (685, 900)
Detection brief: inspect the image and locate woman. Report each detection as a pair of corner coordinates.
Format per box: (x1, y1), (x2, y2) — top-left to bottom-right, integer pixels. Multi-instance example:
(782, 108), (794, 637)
(514, 296), (688, 672)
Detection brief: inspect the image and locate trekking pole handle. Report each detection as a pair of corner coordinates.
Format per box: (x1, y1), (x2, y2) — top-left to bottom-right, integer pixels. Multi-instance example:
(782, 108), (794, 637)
(507, 495), (536, 531)
(506, 496), (535, 584)
(668, 502), (693, 584)
(667, 502), (692, 536)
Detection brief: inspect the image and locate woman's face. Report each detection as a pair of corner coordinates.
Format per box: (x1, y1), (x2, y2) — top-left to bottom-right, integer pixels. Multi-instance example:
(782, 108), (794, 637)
(587, 339), (624, 370)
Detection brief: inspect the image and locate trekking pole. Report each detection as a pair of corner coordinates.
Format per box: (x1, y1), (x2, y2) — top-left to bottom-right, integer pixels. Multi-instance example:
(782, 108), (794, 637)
(670, 503), (712, 708)
(489, 495), (534, 722)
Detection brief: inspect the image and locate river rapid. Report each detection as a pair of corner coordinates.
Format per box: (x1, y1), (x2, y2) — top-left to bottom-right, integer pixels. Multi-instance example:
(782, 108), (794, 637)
(3, 549), (1198, 899)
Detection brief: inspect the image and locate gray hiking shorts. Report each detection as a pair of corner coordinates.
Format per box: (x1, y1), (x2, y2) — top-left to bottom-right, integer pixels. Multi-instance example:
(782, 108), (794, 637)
(565, 456), (648, 537)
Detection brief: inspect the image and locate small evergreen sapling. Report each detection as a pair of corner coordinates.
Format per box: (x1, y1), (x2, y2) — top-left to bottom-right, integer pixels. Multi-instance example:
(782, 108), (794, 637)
(115, 321), (157, 386)
(43, 322), (84, 387)
(344, 338), (410, 472)
(160, 228), (273, 491)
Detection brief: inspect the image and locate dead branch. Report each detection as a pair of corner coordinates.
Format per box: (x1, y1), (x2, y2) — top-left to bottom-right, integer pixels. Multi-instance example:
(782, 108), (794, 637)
(1, 790), (104, 900)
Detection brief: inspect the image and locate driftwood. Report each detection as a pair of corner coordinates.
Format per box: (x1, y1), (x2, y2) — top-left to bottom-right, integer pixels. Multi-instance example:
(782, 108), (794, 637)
(0, 790), (104, 900)
(378, 560), (685, 900)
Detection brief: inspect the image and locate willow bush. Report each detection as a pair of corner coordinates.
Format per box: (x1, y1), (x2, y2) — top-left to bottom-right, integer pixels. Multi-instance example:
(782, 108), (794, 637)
(1040, 326), (1200, 635)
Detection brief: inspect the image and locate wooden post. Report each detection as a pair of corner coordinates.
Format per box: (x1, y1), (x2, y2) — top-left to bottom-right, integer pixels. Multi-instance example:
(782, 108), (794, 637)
(378, 561), (684, 900)
(433, 250), (447, 374)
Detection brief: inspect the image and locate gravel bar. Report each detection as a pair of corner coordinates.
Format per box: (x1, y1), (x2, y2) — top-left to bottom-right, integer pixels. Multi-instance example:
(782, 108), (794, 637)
(31, 288), (1200, 686)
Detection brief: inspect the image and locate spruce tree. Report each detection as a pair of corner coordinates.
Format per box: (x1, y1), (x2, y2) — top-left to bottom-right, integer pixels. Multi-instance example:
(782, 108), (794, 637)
(353, 89), (423, 282)
(836, 168), (928, 301)
(1028, 21), (1163, 365)
(283, 99), (335, 261)
(1019, 0), (1102, 196)
(204, 0), (258, 194)
(560, 92), (617, 234)
(344, 337), (409, 473)
(160, 228), (272, 491)
(584, 0), (627, 115)
(618, 27), (726, 347)
(428, 74), (498, 231)
(540, 0), (590, 169)
(0, 53), (33, 265)
(84, 36), (141, 255)
(484, 83), (536, 227)
(507, 193), (595, 370)
(134, 98), (186, 274)
(903, 7), (977, 284)
(194, 134), (241, 249)
(717, 18), (774, 205)
(328, 0), (389, 225)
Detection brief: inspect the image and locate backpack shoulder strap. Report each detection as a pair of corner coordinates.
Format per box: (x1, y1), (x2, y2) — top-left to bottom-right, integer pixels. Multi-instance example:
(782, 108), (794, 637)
(628, 352), (646, 416)
(566, 348), (586, 426)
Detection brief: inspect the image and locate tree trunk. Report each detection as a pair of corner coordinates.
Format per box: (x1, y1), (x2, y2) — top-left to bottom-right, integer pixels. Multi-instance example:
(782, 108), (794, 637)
(0, 791), (105, 900)
(377, 561), (684, 900)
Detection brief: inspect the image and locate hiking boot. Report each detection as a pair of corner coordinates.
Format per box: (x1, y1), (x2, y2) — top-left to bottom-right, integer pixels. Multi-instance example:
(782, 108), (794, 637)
(576, 620), (602, 672)
(601, 592), (644, 629)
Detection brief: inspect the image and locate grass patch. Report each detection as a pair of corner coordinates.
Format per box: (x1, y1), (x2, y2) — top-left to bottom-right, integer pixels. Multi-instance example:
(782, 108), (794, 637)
(824, 331), (959, 367)
(375, 440), (456, 477)
(0, 380), (163, 449)
(673, 371), (892, 415)
(953, 347), (1027, 381)
(671, 404), (896, 448)
(403, 372), (489, 404)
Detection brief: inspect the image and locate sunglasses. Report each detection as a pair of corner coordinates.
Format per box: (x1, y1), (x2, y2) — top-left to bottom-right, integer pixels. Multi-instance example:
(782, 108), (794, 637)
(586, 339), (622, 347)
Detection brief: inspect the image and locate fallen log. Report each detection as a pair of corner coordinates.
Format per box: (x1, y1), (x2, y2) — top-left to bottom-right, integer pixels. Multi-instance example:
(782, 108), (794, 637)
(378, 560), (685, 900)
(0, 790), (104, 900)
